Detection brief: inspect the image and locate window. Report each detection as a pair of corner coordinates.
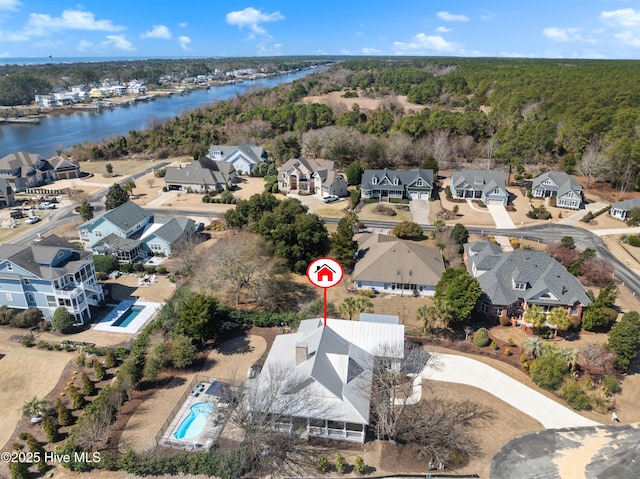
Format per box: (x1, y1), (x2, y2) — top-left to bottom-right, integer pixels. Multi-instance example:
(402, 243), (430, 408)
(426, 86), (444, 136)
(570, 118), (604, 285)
(415, 179), (424, 186)
(495, 307), (503, 316)
(150, 243), (163, 252)
(27, 293), (35, 302)
(514, 282), (526, 290)
(480, 302), (488, 313)
(371, 177), (378, 185)
(23, 278), (30, 285)
(6, 263), (12, 271)
(392, 178), (399, 185)
(94, 230), (103, 238)
(6, 293), (12, 301)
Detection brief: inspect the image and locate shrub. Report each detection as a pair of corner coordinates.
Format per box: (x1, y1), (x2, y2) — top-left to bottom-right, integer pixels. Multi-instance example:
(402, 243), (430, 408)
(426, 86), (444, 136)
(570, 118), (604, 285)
(354, 456), (365, 474)
(529, 354), (568, 390)
(316, 455), (330, 473)
(627, 235), (640, 247)
(93, 360), (107, 381)
(82, 372), (96, 396)
(56, 399), (74, 426)
(335, 454), (347, 474)
(157, 265), (168, 275)
(490, 340), (499, 350)
(11, 308), (44, 328)
(0, 304), (16, 324)
(133, 263), (145, 273)
(603, 375), (621, 395)
(92, 254), (117, 273)
(527, 205), (552, 220)
(104, 348), (118, 368)
(473, 328), (491, 347)
(560, 379), (591, 410)
(41, 414), (58, 442)
(504, 347), (512, 356)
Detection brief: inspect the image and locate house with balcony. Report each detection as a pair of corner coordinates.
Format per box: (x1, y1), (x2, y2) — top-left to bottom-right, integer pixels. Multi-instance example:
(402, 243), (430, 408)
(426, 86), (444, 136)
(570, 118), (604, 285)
(206, 143), (268, 175)
(531, 171), (583, 210)
(463, 240), (591, 327)
(77, 201), (197, 262)
(0, 152), (57, 193)
(450, 169), (509, 205)
(254, 317), (404, 443)
(360, 168), (433, 201)
(278, 158), (346, 198)
(0, 235), (104, 325)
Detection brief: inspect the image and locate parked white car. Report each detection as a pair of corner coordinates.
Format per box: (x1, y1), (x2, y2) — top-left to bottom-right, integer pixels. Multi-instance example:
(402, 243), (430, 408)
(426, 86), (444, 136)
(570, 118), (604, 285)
(322, 194), (339, 203)
(25, 216), (41, 224)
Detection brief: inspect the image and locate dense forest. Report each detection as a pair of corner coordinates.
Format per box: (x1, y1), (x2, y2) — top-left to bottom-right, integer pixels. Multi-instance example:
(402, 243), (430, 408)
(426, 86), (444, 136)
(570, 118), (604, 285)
(5, 56), (640, 192)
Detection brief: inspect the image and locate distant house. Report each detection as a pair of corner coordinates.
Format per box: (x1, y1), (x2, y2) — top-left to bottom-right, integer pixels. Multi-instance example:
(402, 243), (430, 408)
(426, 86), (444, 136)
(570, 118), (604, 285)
(0, 179), (14, 207)
(531, 171), (583, 210)
(352, 233), (445, 296)
(206, 143), (268, 174)
(49, 156), (81, 180)
(77, 201), (197, 261)
(450, 169), (509, 206)
(254, 317), (404, 443)
(278, 158), (347, 198)
(0, 235), (104, 324)
(0, 152), (57, 192)
(610, 198), (640, 221)
(164, 158), (236, 192)
(463, 240), (591, 326)
(360, 168), (434, 201)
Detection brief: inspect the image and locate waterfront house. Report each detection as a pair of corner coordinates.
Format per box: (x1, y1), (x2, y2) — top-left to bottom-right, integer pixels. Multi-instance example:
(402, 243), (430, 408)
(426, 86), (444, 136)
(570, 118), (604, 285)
(0, 152), (57, 192)
(164, 158), (236, 192)
(206, 143), (268, 175)
(0, 235), (104, 324)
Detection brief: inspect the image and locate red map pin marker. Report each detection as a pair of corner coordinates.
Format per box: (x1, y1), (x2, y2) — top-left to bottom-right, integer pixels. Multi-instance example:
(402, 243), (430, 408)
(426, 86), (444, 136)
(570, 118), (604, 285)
(306, 258), (344, 326)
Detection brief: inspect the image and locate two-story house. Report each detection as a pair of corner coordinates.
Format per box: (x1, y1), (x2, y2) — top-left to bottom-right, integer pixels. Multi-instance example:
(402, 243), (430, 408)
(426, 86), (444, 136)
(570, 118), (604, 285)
(464, 240), (591, 326)
(450, 169), (509, 205)
(0, 152), (57, 193)
(278, 158), (347, 198)
(206, 143), (268, 175)
(360, 168), (434, 200)
(77, 201), (196, 262)
(531, 171), (583, 210)
(164, 158), (236, 192)
(0, 235), (104, 324)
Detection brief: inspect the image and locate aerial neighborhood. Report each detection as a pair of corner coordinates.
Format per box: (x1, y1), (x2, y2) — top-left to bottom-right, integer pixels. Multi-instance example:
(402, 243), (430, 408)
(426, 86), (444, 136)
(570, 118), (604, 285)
(1, 56), (640, 479)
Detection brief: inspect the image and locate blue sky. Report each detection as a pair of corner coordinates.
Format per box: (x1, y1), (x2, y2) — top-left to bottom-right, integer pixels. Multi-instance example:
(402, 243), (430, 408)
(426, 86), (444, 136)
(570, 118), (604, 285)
(2, 1), (640, 59)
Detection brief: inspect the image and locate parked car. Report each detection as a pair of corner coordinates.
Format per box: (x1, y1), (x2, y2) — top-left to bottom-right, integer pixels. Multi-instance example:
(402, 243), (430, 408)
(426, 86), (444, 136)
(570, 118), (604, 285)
(25, 216), (41, 224)
(323, 194), (339, 203)
(37, 202), (56, 210)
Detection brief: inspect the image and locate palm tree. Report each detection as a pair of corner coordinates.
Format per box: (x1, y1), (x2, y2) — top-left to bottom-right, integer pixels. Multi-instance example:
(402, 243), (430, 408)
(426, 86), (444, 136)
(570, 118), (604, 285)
(417, 304), (437, 330)
(556, 346), (578, 371)
(525, 304), (546, 332)
(547, 307), (571, 338)
(338, 297), (358, 321)
(522, 337), (544, 359)
(123, 180), (137, 197)
(354, 296), (374, 315)
(22, 397), (48, 421)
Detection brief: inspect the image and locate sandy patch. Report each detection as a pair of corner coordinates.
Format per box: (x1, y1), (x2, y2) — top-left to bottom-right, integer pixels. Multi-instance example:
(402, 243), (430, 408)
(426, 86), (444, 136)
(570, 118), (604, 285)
(0, 328), (72, 449)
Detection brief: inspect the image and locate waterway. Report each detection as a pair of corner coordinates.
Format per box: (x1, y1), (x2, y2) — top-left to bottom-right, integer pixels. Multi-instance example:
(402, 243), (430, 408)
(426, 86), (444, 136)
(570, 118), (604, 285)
(0, 69), (318, 157)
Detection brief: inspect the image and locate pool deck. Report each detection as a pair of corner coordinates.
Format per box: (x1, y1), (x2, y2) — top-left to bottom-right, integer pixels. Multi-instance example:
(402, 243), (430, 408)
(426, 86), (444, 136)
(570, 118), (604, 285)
(93, 299), (162, 334)
(158, 380), (228, 450)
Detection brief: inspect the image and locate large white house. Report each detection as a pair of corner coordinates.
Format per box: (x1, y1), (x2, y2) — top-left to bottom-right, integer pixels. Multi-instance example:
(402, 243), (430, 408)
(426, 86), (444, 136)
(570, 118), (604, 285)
(253, 317), (404, 443)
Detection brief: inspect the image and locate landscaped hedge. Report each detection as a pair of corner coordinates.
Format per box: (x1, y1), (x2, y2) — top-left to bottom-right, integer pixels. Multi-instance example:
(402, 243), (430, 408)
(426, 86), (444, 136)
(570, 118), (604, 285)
(473, 328), (491, 347)
(224, 309), (302, 327)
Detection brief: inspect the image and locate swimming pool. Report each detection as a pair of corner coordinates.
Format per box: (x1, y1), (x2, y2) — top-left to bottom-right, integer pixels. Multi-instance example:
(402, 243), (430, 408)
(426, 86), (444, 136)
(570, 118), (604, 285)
(174, 402), (214, 440)
(112, 305), (145, 328)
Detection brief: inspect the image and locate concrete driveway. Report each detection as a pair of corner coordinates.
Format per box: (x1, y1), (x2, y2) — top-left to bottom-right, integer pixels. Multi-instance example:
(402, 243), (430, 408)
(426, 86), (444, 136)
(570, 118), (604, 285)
(486, 203), (517, 229)
(409, 199), (430, 225)
(419, 353), (600, 429)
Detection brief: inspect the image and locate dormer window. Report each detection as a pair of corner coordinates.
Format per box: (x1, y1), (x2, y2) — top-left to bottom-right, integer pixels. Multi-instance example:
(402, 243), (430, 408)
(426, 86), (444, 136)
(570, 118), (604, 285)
(371, 177), (378, 185)
(415, 179), (424, 186)
(393, 178), (399, 185)
(514, 281), (527, 290)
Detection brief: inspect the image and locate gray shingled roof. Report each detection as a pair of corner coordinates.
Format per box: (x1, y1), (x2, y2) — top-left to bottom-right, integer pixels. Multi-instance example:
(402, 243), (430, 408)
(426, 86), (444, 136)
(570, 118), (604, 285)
(0, 151), (53, 178)
(360, 168), (433, 190)
(532, 171), (582, 198)
(164, 158), (236, 187)
(451, 169), (506, 195)
(611, 197), (640, 212)
(466, 241), (590, 307)
(149, 216), (194, 244)
(353, 234), (444, 286)
(101, 201), (150, 231)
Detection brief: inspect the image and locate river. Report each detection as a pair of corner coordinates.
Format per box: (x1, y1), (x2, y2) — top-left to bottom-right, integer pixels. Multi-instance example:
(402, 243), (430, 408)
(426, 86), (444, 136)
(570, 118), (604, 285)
(0, 68), (318, 157)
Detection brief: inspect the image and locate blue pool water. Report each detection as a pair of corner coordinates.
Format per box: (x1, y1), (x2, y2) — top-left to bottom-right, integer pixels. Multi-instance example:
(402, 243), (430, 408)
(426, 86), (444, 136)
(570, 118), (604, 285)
(112, 305), (145, 328)
(174, 402), (214, 440)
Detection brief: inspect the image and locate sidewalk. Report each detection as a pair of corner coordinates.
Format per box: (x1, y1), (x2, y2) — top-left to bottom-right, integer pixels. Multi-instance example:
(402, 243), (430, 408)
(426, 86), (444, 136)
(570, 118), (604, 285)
(401, 353), (601, 429)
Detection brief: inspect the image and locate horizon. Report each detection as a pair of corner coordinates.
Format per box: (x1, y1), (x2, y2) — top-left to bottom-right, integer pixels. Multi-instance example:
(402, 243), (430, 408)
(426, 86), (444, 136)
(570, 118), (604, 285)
(1, 1), (640, 60)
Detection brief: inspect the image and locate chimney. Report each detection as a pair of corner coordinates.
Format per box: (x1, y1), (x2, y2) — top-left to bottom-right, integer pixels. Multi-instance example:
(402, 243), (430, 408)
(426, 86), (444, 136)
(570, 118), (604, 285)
(295, 342), (308, 365)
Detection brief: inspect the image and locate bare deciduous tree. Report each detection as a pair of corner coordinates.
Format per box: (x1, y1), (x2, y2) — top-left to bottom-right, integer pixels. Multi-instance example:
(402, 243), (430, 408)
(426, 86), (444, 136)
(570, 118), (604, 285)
(430, 129), (451, 170)
(577, 140), (608, 188)
(170, 233), (206, 276)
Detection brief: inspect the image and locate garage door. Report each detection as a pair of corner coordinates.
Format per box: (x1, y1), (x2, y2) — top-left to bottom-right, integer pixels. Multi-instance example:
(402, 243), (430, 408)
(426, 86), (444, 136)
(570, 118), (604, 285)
(486, 199), (504, 206)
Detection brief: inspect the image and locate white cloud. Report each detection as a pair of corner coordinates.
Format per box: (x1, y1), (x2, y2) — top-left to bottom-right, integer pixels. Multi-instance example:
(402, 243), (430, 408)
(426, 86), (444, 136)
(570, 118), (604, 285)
(226, 7), (284, 35)
(600, 8), (640, 27)
(542, 27), (582, 42)
(77, 39), (93, 51)
(436, 11), (469, 22)
(178, 35), (191, 50)
(103, 34), (135, 51)
(340, 48), (353, 55)
(0, 51), (11, 57)
(179, 22), (187, 28)
(0, 0), (20, 12)
(26, 8), (125, 36)
(436, 26), (452, 33)
(615, 31), (640, 46)
(394, 33), (459, 52)
(0, 29), (29, 41)
(141, 25), (172, 39)
(361, 47), (381, 54)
